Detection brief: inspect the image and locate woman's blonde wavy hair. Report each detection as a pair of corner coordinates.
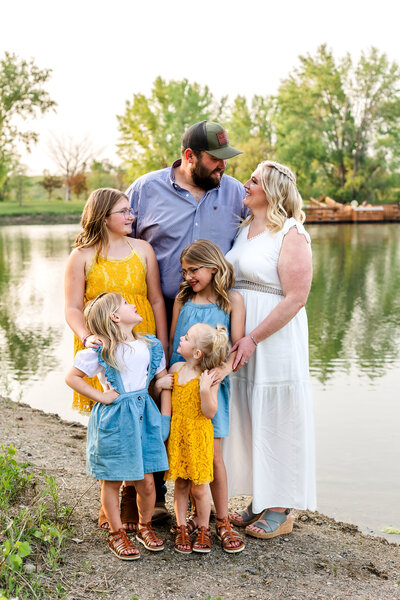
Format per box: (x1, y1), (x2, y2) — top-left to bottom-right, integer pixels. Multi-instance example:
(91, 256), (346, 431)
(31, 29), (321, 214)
(83, 292), (143, 369)
(73, 188), (129, 262)
(191, 323), (230, 371)
(244, 161), (305, 233)
(177, 240), (235, 314)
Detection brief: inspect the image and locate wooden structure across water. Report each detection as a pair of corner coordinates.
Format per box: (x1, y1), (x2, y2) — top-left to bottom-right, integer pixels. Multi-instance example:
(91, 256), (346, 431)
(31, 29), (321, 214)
(304, 197), (400, 223)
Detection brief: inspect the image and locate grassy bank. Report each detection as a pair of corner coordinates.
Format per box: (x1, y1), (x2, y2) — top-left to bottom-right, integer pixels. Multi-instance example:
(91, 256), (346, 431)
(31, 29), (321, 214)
(0, 200), (84, 225)
(0, 445), (73, 599)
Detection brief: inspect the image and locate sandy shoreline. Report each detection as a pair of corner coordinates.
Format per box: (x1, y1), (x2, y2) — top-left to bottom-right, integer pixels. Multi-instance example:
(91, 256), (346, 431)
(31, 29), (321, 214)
(2, 395), (399, 600)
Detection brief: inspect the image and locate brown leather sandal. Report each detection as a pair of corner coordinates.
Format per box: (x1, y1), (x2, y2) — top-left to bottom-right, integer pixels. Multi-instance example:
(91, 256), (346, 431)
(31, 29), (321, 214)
(98, 505), (110, 530)
(215, 517), (245, 553)
(136, 522), (164, 552)
(174, 524), (192, 554)
(107, 528), (140, 560)
(120, 485), (138, 532)
(192, 526), (212, 553)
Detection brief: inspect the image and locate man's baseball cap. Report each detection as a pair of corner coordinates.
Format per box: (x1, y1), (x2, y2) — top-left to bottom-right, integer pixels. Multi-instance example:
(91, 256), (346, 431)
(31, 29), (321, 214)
(182, 121), (242, 159)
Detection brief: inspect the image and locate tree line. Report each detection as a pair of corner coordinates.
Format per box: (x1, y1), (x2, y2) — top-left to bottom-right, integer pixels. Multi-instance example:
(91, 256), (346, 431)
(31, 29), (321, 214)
(2, 45), (400, 204)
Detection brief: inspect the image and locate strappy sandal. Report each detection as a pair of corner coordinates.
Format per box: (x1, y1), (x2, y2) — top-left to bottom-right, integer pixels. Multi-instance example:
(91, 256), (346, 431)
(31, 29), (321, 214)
(171, 510), (198, 535)
(229, 502), (263, 527)
(192, 526), (212, 553)
(245, 509), (294, 539)
(107, 528), (140, 560)
(98, 505), (110, 530)
(215, 517), (245, 554)
(120, 485), (138, 533)
(136, 521), (164, 552)
(174, 524), (192, 554)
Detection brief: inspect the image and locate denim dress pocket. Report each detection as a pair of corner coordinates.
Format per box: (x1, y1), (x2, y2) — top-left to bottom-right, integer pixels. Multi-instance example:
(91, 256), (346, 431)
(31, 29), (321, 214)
(97, 408), (121, 456)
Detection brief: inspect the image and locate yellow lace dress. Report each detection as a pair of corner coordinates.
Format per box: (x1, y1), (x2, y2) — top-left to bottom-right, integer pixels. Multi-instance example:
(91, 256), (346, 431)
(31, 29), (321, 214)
(72, 241), (156, 414)
(165, 368), (214, 485)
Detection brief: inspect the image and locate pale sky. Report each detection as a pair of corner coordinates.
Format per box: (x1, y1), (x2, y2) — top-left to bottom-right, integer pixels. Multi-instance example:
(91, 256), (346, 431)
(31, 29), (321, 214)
(3, 0), (400, 175)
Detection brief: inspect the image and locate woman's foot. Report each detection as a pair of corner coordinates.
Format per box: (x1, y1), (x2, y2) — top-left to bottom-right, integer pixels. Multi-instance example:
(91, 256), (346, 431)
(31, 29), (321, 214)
(98, 505), (110, 531)
(120, 485), (138, 532)
(245, 509), (294, 539)
(215, 516), (245, 553)
(229, 502), (262, 527)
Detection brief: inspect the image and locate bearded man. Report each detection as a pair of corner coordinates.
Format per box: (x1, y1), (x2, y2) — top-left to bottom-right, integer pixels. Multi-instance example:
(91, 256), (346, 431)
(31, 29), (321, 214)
(126, 120), (246, 325)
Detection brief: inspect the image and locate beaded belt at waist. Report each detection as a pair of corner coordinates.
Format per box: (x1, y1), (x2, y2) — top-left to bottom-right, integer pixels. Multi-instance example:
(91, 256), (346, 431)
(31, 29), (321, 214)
(234, 280), (284, 296)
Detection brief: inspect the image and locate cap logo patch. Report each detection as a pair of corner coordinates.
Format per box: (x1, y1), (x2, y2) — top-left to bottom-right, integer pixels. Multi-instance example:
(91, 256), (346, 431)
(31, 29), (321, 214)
(217, 131), (228, 146)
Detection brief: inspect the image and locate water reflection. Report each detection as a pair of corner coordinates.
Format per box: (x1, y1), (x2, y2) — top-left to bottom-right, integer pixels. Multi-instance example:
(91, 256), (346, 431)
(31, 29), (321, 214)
(0, 225), (75, 399)
(308, 224), (400, 383)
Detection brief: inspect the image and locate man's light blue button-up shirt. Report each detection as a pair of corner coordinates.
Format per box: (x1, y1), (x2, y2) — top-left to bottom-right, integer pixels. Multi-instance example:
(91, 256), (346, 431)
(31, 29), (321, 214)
(126, 159), (246, 299)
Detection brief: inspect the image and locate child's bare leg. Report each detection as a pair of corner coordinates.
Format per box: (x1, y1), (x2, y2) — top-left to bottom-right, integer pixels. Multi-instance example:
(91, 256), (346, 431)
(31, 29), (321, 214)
(134, 474), (156, 523)
(101, 480), (123, 532)
(135, 474), (164, 550)
(210, 438), (243, 550)
(190, 483), (210, 529)
(120, 480), (138, 531)
(210, 438), (228, 518)
(174, 478), (191, 526)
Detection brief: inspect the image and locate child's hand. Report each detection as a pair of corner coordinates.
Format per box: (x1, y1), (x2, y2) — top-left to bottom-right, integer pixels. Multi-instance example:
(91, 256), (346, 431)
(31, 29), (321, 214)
(199, 370), (218, 393)
(209, 364), (230, 384)
(84, 334), (102, 349)
(156, 374), (174, 392)
(100, 390), (119, 405)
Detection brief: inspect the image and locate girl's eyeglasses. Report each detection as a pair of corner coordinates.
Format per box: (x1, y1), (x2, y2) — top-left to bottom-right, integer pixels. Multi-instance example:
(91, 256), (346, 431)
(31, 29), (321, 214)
(109, 208), (135, 217)
(180, 266), (203, 278)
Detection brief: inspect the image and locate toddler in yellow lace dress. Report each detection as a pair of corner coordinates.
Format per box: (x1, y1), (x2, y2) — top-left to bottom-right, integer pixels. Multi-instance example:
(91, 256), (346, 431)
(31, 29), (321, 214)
(164, 323), (229, 554)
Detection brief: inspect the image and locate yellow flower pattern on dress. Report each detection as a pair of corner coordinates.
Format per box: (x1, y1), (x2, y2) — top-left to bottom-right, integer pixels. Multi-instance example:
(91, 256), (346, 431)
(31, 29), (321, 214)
(72, 244), (156, 414)
(165, 370), (214, 485)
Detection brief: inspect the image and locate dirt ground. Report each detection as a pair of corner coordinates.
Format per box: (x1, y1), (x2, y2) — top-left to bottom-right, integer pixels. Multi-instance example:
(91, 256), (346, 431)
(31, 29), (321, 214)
(1, 396), (399, 600)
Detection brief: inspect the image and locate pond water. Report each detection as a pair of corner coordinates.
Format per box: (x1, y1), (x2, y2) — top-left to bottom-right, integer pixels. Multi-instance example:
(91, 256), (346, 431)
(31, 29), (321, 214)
(0, 223), (399, 541)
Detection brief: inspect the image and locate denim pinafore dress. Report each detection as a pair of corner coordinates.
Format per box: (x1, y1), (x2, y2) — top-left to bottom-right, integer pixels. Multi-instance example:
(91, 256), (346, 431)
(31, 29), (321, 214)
(86, 335), (169, 481)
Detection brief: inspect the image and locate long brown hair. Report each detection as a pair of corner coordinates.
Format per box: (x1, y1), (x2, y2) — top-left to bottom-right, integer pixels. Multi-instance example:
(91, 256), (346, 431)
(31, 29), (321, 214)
(73, 188), (128, 262)
(176, 240), (235, 313)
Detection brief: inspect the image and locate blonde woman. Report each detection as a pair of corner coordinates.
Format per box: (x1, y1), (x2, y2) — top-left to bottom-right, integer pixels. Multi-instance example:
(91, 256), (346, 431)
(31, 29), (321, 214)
(65, 188), (168, 530)
(223, 161), (316, 539)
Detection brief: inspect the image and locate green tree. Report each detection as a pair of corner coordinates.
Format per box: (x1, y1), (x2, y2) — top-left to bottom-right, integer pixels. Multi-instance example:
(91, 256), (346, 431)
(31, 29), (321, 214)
(274, 45), (400, 203)
(227, 95), (275, 182)
(117, 77), (224, 181)
(0, 52), (56, 197)
(38, 173), (63, 200)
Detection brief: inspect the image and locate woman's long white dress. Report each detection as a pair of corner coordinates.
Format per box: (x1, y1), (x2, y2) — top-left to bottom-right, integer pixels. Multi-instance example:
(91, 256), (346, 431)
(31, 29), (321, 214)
(223, 218), (316, 511)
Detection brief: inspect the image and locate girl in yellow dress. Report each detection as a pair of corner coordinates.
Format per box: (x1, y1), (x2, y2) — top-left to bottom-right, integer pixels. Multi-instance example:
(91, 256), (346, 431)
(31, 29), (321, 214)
(65, 187), (168, 529)
(165, 323), (229, 554)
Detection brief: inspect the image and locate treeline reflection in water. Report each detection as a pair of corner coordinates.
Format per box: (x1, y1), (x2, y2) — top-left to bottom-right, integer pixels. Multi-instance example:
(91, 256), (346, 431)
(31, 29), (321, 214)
(308, 223), (400, 383)
(0, 223), (399, 392)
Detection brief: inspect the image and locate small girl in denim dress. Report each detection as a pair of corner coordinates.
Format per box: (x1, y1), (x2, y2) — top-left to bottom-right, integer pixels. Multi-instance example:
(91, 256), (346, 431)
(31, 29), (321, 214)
(66, 292), (171, 561)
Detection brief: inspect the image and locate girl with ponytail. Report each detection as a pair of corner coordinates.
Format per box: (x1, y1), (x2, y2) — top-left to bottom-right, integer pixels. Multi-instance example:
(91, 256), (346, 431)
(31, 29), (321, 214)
(165, 323), (234, 554)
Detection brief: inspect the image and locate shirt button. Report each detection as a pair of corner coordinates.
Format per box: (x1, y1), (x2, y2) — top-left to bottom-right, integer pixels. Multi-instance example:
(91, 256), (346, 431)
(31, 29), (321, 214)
(186, 193), (189, 197)
(140, 416), (143, 421)
(138, 396), (142, 401)
(195, 222), (198, 226)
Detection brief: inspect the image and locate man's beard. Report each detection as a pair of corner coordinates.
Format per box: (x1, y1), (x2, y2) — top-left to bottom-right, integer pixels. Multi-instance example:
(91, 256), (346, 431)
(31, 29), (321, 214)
(191, 161), (224, 191)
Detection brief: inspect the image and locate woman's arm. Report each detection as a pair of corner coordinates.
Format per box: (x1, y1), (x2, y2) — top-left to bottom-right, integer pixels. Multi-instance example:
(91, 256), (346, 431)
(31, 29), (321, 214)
(199, 371), (219, 419)
(232, 227), (312, 370)
(168, 298), (183, 360)
(140, 240), (168, 356)
(65, 367), (118, 405)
